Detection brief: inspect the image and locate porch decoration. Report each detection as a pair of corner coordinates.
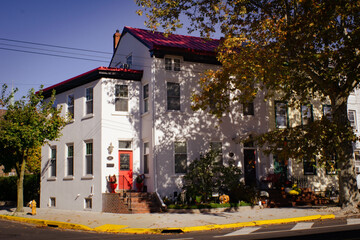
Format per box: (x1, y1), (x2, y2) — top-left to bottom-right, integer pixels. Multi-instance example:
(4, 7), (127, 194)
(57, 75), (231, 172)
(107, 174), (117, 193)
(135, 174), (145, 192)
(219, 194), (230, 204)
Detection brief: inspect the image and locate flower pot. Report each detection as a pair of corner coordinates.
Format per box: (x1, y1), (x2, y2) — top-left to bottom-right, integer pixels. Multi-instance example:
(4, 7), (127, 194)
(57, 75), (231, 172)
(136, 182), (144, 192)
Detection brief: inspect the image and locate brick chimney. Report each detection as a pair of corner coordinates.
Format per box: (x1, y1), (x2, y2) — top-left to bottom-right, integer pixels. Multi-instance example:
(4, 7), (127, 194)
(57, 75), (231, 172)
(113, 29), (121, 53)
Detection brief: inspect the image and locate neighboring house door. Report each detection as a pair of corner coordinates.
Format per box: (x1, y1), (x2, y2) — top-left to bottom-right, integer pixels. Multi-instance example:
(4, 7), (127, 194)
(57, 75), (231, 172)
(119, 151), (133, 190)
(244, 149), (257, 186)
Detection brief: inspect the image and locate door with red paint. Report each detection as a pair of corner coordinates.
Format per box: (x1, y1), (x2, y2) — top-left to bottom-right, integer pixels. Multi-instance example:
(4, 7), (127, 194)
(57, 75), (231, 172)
(118, 151), (133, 190)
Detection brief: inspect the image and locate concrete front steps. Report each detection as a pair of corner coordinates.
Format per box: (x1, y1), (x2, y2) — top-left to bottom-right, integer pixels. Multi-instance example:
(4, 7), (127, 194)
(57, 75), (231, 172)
(102, 192), (162, 214)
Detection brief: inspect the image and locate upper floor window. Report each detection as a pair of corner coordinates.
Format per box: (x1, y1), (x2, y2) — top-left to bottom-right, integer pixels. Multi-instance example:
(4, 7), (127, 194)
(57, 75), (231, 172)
(67, 94), (74, 119)
(243, 102), (254, 116)
(165, 58), (180, 71)
(86, 87), (93, 115)
(348, 110), (357, 130)
(67, 144), (74, 176)
(275, 101), (288, 128)
(85, 142), (93, 175)
(50, 147), (57, 177)
(167, 82), (180, 110)
(323, 105), (332, 120)
(143, 84), (149, 113)
(115, 85), (128, 112)
(301, 104), (313, 125)
(174, 141), (187, 174)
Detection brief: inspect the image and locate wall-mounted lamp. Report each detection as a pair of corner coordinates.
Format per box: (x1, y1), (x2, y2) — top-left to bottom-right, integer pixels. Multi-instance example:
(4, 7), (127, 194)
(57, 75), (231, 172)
(107, 142), (114, 155)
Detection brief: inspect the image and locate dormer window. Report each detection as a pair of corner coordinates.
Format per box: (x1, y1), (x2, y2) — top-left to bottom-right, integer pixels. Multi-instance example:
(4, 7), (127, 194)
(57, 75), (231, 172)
(165, 58), (180, 71)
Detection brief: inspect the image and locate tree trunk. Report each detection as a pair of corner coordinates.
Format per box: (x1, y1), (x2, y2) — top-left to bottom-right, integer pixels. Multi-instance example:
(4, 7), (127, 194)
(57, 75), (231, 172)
(16, 158), (26, 212)
(332, 98), (360, 210)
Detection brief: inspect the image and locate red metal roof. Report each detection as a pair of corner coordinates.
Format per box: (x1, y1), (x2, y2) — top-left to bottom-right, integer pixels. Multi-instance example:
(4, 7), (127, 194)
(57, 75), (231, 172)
(41, 67), (143, 98)
(122, 27), (220, 55)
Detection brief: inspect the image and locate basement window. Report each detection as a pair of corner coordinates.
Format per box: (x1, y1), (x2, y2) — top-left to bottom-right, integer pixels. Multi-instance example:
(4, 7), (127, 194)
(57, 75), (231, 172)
(85, 198), (92, 209)
(49, 197), (56, 207)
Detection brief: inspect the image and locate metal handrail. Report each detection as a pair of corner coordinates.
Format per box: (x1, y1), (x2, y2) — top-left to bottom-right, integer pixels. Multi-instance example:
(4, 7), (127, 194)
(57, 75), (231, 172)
(118, 174), (133, 210)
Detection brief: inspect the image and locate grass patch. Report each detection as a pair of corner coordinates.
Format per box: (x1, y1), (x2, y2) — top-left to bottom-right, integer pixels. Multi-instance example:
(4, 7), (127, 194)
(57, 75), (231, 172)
(167, 201), (252, 209)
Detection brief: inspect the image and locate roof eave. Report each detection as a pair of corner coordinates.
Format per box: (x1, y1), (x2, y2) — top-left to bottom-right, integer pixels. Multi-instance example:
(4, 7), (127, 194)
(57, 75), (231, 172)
(42, 67), (143, 98)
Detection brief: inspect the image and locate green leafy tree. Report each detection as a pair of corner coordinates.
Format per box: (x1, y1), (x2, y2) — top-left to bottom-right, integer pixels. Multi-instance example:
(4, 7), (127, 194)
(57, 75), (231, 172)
(137, 0), (360, 209)
(0, 85), (67, 212)
(183, 150), (242, 204)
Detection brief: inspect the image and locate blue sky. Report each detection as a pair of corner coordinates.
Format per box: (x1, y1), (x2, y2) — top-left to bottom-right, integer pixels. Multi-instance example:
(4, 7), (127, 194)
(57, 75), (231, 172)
(0, 0), (213, 101)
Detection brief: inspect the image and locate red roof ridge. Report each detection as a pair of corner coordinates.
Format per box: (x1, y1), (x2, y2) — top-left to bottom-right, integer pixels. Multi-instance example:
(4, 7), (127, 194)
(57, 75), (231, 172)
(122, 26), (220, 53)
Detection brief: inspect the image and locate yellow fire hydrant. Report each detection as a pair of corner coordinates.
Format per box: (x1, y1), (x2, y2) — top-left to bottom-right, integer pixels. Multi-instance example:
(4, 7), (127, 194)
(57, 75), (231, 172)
(28, 200), (36, 215)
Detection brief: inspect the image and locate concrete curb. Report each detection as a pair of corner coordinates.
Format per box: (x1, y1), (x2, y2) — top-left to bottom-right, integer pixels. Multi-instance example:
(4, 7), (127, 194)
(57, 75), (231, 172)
(0, 215), (92, 231)
(0, 214), (335, 234)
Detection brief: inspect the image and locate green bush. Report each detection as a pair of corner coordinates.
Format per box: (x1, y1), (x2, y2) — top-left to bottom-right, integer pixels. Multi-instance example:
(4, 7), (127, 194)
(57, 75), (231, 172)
(183, 150), (243, 204)
(0, 174), (40, 205)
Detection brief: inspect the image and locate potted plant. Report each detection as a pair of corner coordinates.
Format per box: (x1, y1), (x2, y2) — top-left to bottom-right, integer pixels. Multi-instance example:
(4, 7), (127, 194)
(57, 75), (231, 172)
(135, 174), (145, 192)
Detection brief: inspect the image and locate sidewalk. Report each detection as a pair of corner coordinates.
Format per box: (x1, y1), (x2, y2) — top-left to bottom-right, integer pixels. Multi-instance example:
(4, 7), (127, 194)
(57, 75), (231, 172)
(0, 206), (350, 234)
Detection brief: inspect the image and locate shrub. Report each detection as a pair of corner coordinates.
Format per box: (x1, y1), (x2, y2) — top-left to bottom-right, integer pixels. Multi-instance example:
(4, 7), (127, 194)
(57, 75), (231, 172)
(183, 150), (243, 204)
(0, 174), (40, 205)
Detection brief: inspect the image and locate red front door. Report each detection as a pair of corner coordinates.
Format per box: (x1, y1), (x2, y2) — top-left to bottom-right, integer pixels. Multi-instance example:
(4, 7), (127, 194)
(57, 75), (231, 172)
(119, 151), (133, 190)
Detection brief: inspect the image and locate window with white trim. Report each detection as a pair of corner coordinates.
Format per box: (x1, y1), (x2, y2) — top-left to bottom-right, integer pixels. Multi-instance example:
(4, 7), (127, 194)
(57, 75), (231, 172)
(301, 104), (313, 125)
(67, 94), (74, 119)
(115, 85), (128, 112)
(86, 87), (93, 115)
(167, 82), (180, 110)
(243, 102), (254, 116)
(66, 144), (74, 177)
(275, 101), (288, 128)
(323, 105), (332, 120)
(354, 151), (360, 174)
(165, 57), (180, 71)
(85, 142), (93, 175)
(144, 142), (149, 174)
(303, 158), (316, 175)
(348, 110), (357, 130)
(143, 84), (149, 113)
(174, 142), (187, 174)
(50, 147), (57, 177)
(118, 140), (132, 149)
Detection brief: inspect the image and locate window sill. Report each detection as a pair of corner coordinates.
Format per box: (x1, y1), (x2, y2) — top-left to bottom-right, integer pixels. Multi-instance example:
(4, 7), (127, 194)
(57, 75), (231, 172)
(112, 112), (129, 116)
(141, 112), (150, 117)
(81, 175), (94, 180)
(47, 177), (57, 181)
(63, 176), (74, 181)
(171, 174), (185, 178)
(82, 114), (94, 121)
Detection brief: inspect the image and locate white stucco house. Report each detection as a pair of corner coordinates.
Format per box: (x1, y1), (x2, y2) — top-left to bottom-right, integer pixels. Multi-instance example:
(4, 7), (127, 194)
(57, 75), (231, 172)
(40, 26), (360, 212)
